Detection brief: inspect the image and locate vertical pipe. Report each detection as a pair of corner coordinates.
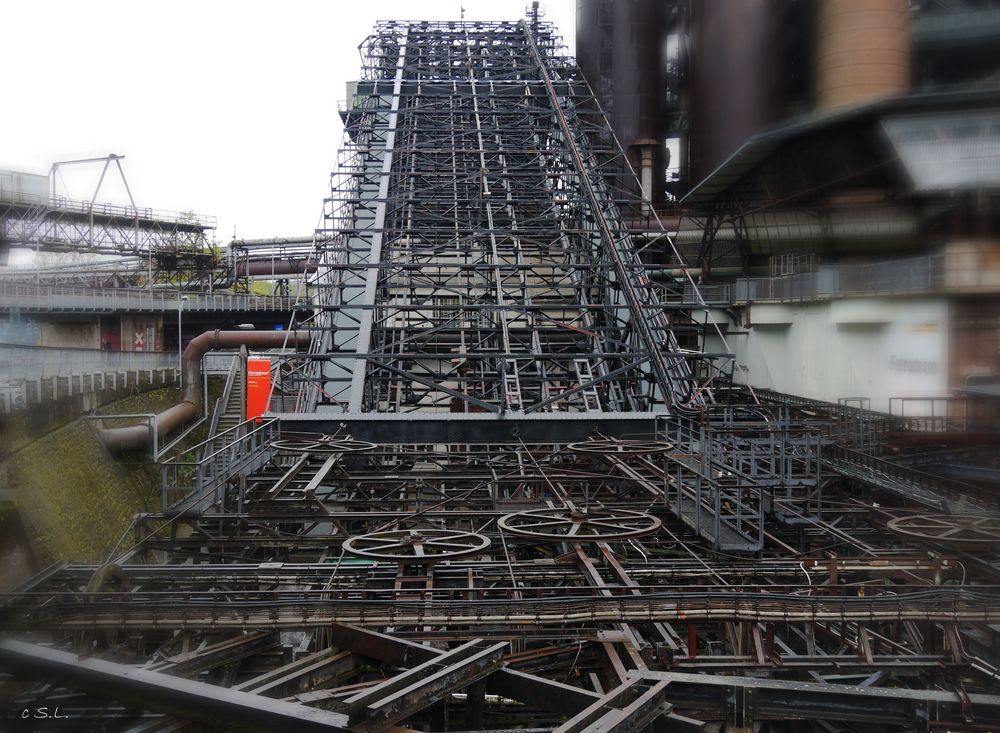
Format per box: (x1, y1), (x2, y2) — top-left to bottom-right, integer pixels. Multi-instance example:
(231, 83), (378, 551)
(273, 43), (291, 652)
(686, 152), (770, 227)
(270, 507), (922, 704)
(640, 145), (655, 215)
(177, 296), (183, 388)
(688, 0), (780, 185)
(577, 0), (666, 205)
(816, 0), (910, 111)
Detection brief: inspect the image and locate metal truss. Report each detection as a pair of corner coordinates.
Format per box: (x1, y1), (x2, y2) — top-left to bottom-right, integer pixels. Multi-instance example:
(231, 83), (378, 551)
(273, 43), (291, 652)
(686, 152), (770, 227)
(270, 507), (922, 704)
(1, 255), (204, 291)
(3, 18), (998, 733)
(0, 256), (150, 288)
(0, 152), (223, 289)
(293, 19), (733, 416)
(659, 404), (823, 553)
(0, 196), (214, 257)
(0, 244), (320, 296)
(3, 435), (1000, 731)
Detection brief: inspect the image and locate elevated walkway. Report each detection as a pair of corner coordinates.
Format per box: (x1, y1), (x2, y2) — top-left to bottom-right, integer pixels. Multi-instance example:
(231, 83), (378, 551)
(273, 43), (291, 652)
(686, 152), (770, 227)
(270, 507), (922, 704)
(0, 283), (299, 314)
(824, 445), (994, 513)
(0, 192), (214, 256)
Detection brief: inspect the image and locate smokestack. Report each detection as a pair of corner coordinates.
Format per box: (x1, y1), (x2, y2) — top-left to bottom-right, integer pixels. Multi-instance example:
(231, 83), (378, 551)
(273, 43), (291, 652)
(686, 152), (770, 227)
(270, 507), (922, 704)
(576, 0), (666, 206)
(816, 0), (911, 112)
(688, 0), (780, 186)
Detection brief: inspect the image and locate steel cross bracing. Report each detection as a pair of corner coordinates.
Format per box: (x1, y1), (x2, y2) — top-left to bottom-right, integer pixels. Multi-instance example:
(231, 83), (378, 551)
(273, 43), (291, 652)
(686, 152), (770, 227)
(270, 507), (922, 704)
(292, 20), (734, 417)
(4, 435), (1000, 730)
(0, 196), (214, 257)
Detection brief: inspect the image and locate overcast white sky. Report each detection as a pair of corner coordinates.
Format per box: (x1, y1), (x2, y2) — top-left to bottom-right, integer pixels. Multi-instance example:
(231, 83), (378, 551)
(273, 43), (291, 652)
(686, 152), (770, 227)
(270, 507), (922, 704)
(3, 1), (575, 245)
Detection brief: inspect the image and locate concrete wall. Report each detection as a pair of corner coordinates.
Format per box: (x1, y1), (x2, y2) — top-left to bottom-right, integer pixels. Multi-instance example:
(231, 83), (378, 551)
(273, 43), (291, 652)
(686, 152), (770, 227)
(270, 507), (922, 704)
(2, 314), (168, 353)
(121, 314), (164, 352)
(39, 319), (100, 349)
(714, 296), (950, 412)
(0, 315), (41, 346)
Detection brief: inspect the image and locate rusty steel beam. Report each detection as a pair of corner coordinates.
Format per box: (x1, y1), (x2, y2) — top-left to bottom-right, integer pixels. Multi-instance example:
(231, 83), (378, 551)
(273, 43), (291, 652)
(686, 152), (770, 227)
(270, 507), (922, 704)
(328, 624), (603, 716)
(146, 631), (280, 678)
(552, 678), (673, 733)
(0, 639), (352, 732)
(233, 647), (356, 698)
(639, 670), (1000, 729)
(10, 589), (997, 630)
(345, 639), (507, 729)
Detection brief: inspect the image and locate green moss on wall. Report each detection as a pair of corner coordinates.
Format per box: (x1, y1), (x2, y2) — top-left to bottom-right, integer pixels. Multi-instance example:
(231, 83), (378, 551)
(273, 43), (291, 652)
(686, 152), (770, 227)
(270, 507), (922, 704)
(4, 389), (187, 563)
(10, 420), (155, 562)
(3, 379), (228, 563)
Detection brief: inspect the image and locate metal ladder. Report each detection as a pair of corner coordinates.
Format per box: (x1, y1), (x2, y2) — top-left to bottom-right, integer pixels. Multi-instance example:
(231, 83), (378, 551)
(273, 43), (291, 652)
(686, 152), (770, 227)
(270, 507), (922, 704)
(503, 367), (523, 412)
(573, 359), (602, 412)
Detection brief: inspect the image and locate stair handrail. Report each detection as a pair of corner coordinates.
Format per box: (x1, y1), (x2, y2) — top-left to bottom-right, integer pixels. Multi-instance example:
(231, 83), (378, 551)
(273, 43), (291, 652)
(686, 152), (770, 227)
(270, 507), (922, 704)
(207, 353), (241, 442)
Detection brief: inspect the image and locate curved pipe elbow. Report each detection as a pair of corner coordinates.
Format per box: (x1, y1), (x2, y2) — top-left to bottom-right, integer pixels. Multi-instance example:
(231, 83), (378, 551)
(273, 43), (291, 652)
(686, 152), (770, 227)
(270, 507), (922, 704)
(100, 328), (309, 454)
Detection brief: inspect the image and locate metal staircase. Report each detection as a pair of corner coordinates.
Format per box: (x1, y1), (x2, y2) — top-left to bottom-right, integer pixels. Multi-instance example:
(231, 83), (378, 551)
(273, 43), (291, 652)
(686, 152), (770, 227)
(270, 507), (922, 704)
(207, 355), (245, 440)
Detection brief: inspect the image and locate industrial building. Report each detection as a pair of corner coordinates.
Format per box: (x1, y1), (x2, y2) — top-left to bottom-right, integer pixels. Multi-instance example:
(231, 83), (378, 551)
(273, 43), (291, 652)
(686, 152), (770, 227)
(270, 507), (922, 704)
(578, 0), (1000, 411)
(0, 3), (999, 731)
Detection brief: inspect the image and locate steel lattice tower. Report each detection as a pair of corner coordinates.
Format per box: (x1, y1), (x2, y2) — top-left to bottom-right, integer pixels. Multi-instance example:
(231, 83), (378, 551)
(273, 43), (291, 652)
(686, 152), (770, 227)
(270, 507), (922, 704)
(294, 20), (731, 419)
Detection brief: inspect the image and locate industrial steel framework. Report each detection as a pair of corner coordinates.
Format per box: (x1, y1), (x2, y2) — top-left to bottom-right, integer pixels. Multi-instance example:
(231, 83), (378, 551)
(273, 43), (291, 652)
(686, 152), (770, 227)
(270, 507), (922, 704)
(4, 426), (1000, 730)
(2, 18), (1000, 733)
(294, 19), (731, 418)
(0, 194), (214, 257)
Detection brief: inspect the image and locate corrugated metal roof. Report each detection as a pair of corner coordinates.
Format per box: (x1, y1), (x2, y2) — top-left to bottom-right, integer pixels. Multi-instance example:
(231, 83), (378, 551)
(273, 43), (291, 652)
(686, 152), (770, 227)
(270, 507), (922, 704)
(681, 88), (1000, 205)
(881, 110), (1000, 192)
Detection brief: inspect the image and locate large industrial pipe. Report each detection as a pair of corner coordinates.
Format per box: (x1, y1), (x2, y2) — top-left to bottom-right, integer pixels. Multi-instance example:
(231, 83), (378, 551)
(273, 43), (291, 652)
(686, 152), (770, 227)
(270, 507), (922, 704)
(100, 329), (309, 454)
(229, 237), (315, 248)
(648, 265), (770, 280)
(576, 0), (666, 206)
(816, 0), (910, 111)
(233, 259), (318, 277)
(689, 0), (780, 185)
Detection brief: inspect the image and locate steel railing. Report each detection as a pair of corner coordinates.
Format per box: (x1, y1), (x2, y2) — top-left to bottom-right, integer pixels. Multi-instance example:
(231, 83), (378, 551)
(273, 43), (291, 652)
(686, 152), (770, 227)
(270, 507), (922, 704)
(0, 343), (176, 382)
(159, 417), (279, 513)
(731, 253), (997, 304)
(206, 354), (241, 440)
(0, 283), (301, 312)
(821, 444), (994, 512)
(0, 191), (215, 229)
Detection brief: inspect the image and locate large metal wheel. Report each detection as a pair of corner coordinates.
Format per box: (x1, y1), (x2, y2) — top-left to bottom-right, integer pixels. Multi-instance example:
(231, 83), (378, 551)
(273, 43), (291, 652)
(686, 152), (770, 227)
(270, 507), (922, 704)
(342, 528), (491, 563)
(887, 514), (1000, 548)
(498, 507), (661, 541)
(272, 434), (377, 454)
(567, 439), (673, 455)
